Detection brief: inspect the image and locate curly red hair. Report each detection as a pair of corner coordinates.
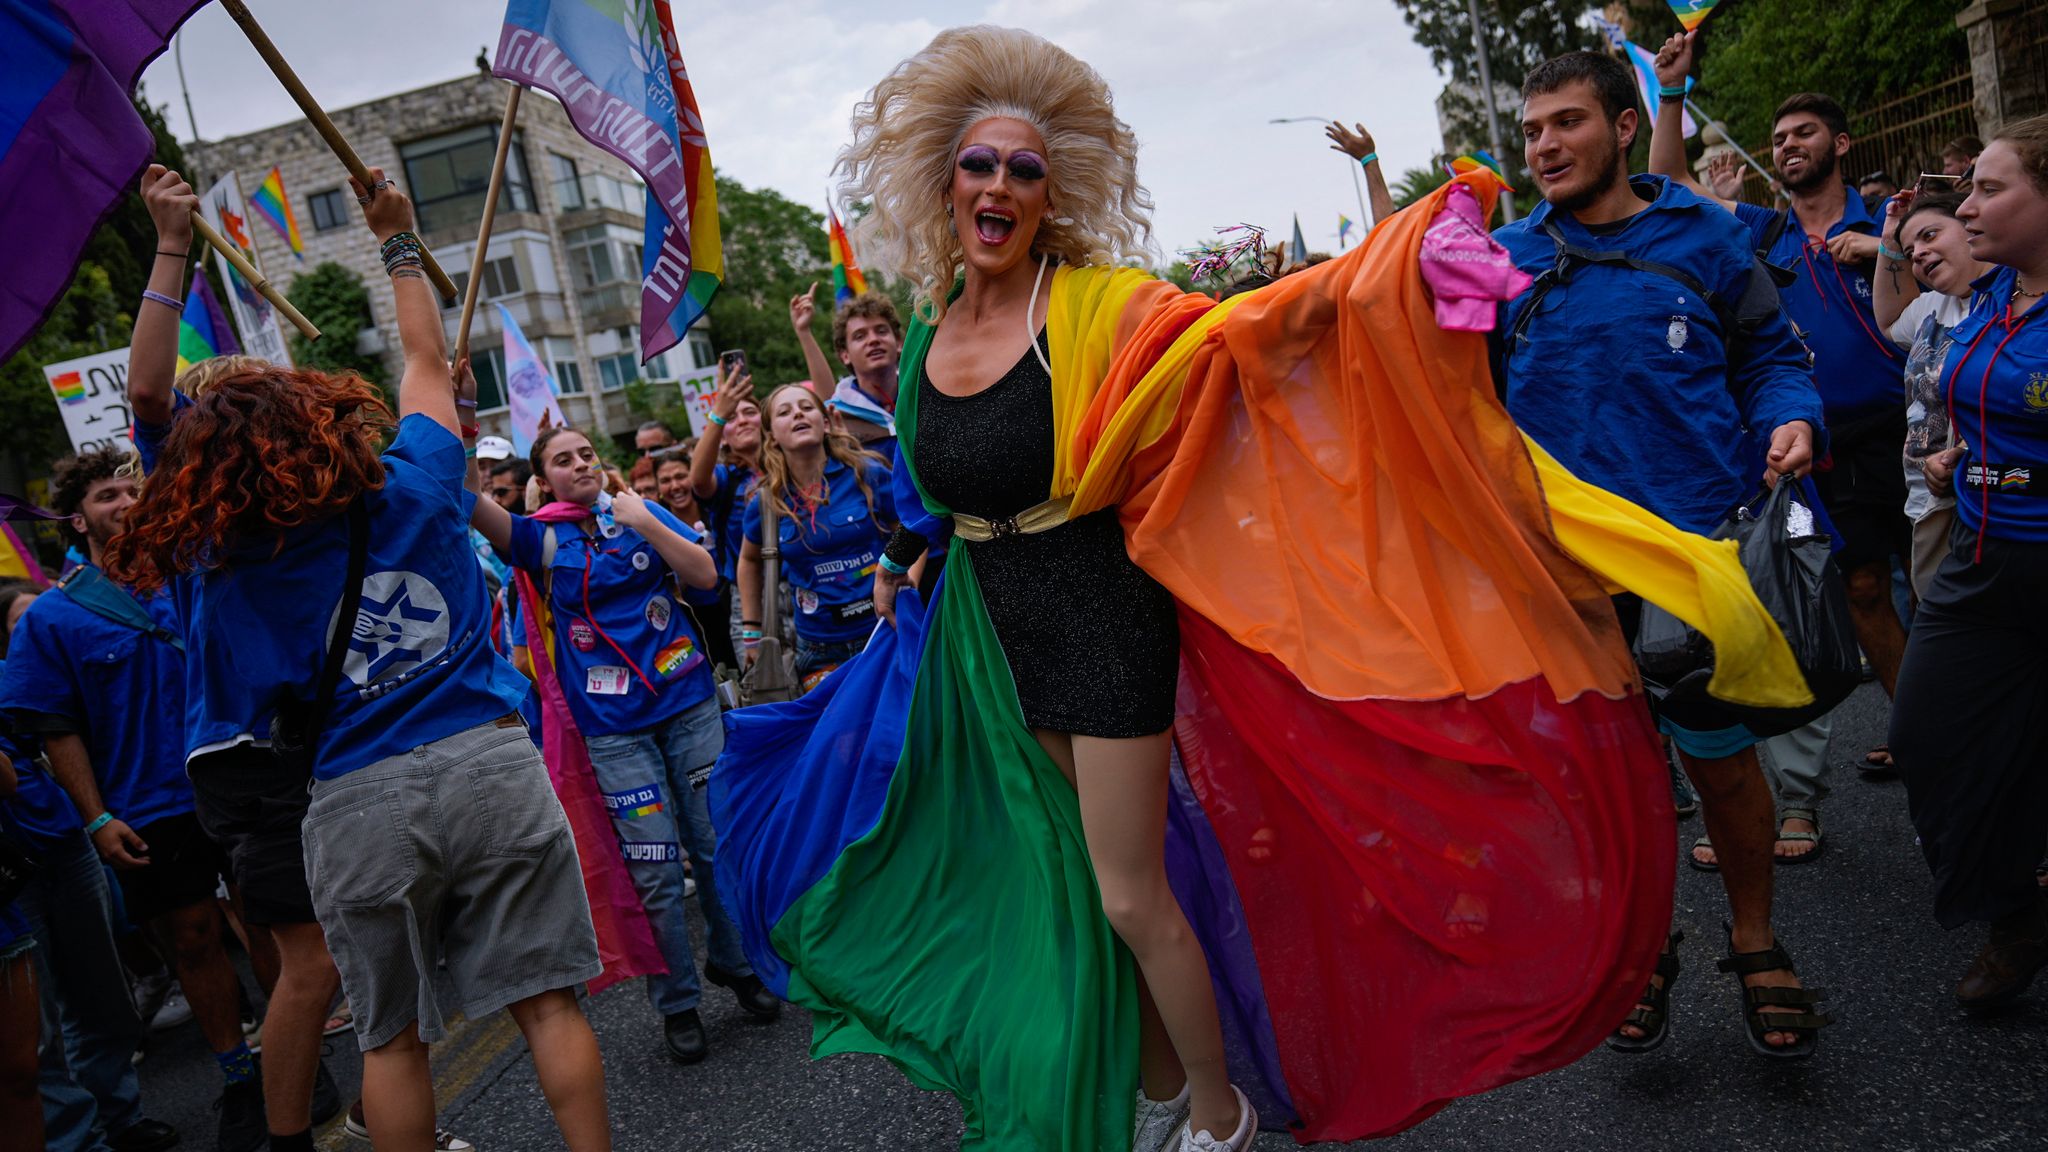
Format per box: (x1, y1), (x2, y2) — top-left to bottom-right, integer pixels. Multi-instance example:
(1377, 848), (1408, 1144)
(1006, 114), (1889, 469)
(102, 366), (393, 590)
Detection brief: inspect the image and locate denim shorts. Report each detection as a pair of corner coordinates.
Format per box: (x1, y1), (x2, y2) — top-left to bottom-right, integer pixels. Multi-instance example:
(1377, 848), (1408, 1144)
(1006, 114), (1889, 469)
(302, 719), (602, 1051)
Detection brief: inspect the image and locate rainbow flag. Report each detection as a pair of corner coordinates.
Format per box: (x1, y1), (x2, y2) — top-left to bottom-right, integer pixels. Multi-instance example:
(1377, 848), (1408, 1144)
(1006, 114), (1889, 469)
(49, 371), (86, 406)
(248, 166), (304, 260)
(828, 205), (867, 305)
(0, 0), (211, 363)
(713, 175), (1811, 1147)
(1337, 214), (1355, 248)
(1666, 0), (1723, 32)
(497, 0), (721, 363)
(176, 269), (242, 374)
(1445, 150), (1515, 191)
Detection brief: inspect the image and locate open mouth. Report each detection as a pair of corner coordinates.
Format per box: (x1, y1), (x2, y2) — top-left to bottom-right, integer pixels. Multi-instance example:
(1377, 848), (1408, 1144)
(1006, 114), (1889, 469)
(1539, 161), (1573, 184)
(974, 205), (1017, 246)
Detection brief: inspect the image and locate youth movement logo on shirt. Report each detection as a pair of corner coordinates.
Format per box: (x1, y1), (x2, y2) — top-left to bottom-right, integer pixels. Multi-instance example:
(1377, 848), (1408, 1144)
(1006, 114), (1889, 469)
(2025, 372), (2048, 414)
(342, 571), (452, 692)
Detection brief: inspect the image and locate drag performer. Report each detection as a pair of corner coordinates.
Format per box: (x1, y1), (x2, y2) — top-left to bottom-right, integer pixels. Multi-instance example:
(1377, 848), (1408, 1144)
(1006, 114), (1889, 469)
(712, 25), (1815, 1152)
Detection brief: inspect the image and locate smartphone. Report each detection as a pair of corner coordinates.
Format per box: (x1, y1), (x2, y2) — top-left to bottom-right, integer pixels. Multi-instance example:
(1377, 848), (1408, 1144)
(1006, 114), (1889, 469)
(719, 348), (748, 377)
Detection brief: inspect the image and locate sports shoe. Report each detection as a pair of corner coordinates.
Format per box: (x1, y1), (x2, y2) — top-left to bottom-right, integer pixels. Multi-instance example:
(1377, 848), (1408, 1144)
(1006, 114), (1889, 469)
(150, 986), (194, 1032)
(1176, 1086), (1255, 1152)
(215, 1070), (267, 1152)
(664, 1008), (708, 1063)
(108, 1118), (179, 1152)
(1133, 1081), (1191, 1152)
(344, 1101), (475, 1149)
(240, 1012), (263, 1055)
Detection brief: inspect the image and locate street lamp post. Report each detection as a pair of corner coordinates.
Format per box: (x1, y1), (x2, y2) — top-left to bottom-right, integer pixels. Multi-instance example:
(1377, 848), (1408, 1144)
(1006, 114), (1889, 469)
(1270, 116), (1372, 232)
(1464, 0), (1517, 222)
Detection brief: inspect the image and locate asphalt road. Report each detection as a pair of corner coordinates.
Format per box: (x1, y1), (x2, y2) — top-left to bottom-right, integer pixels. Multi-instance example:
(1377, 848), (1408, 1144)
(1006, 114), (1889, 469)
(133, 683), (2048, 1151)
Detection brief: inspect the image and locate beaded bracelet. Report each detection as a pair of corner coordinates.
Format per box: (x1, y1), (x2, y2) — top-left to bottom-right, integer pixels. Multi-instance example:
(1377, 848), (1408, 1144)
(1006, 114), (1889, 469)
(878, 554), (910, 576)
(1357, 152), (1378, 168)
(379, 231), (424, 257)
(84, 812), (115, 835)
(705, 411), (729, 427)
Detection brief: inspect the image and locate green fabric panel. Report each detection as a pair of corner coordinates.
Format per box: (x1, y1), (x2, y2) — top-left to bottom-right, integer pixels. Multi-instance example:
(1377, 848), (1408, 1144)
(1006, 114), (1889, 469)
(770, 547), (1137, 1149)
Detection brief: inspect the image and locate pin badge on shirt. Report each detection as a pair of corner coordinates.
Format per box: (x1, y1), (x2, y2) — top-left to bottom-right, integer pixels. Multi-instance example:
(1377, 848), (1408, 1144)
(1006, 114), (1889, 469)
(569, 619), (598, 652)
(645, 596), (671, 631)
(586, 665), (630, 695)
(1667, 316), (1689, 352)
(631, 551), (651, 570)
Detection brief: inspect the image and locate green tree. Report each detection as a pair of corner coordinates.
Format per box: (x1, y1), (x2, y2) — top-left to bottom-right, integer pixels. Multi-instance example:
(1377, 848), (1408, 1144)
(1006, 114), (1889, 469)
(1691, 0), (1968, 153)
(1392, 0), (1600, 160)
(705, 173), (832, 390)
(287, 261), (386, 389)
(1392, 165), (1452, 209)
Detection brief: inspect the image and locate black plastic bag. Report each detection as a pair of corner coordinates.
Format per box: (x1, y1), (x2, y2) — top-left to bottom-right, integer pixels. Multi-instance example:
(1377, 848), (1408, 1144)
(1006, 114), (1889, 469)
(1631, 481), (1861, 741)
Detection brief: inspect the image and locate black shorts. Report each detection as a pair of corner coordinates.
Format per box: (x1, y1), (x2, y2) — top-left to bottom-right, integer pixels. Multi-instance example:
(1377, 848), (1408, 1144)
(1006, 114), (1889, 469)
(189, 747), (317, 926)
(1813, 408), (1910, 572)
(115, 811), (232, 926)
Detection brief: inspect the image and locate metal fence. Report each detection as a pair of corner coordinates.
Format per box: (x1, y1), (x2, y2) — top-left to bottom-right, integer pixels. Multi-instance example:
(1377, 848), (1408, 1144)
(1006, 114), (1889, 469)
(1734, 69), (1978, 206)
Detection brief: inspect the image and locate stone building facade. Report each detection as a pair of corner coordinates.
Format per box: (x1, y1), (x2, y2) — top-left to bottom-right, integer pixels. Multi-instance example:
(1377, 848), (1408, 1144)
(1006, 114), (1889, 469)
(186, 69), (717, 448)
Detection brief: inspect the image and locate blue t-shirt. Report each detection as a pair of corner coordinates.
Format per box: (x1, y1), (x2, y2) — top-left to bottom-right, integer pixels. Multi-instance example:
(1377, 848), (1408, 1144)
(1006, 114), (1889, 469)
(0, 660), (78, 855)
(505, 501), (717, 738)
(132, 389), (194, 474)
(1497, 176), (1826, 534)
(705, 464), (759, 586)
(172, 416), (531, 781)
(743, 459), (895, 644)
(1943, 266), (2048, 544)
(1736, 195), (1906, 423)
(0, 578), (193, 828)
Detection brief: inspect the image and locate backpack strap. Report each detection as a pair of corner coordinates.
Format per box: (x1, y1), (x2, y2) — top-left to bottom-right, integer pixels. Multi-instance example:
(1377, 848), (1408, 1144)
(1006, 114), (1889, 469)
(304, 499), (371, 751)
(1508, 217), (1722, 347)
(1752, 208), (1800, 289)
(56, 564), (184, 652)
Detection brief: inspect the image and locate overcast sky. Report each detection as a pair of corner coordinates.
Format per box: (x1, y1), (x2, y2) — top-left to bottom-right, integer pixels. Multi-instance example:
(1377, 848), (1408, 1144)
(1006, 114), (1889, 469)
(141, 0), (1452, 265)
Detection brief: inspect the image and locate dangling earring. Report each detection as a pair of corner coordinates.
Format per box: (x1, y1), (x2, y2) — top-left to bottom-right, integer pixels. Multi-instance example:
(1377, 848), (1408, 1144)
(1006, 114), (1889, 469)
(946, 202), (954, 217)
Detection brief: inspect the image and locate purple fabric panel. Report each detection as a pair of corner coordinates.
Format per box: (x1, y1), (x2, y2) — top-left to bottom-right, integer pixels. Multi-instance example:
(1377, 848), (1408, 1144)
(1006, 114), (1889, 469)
(0, 58), (152, 362)
(51, 0), (205, 85)
(1164, 742), (1301, 1130)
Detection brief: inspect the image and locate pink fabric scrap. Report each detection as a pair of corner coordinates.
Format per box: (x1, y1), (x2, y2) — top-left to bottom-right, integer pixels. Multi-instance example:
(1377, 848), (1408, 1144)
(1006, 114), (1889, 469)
(1419, 182), (1533, 332)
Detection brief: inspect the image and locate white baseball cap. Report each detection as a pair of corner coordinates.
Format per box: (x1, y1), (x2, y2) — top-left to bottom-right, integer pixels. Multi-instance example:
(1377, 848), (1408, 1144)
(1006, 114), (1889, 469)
(474, 435), (515, 462)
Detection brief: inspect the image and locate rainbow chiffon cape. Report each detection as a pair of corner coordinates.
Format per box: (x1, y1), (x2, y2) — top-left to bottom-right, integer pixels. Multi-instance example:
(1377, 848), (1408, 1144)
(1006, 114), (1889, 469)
(709, 178), (1809, 1147)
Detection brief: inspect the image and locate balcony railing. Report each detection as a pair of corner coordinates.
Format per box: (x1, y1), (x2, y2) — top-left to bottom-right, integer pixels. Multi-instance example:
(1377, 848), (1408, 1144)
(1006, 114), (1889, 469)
(552, 172), (644, 216)
(577, 280), (639, 317)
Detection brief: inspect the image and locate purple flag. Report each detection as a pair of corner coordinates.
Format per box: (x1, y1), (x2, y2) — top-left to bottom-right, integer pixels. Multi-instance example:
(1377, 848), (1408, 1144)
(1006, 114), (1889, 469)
(0, 0), (210, 363)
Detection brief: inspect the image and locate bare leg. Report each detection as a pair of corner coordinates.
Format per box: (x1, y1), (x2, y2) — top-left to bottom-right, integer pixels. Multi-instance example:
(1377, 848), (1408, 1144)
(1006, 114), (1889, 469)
(1844, 560), (1905, 696)
(262, 922), (342, 1134)
(0, 954), (44, 1150)
(360, 1026), (435, 1151)
(1682, 746), (1807, 1048)
(150, 902), (246, 1054)
(1038, 729), (1239, 1137)
(507, 989), (611, 1152)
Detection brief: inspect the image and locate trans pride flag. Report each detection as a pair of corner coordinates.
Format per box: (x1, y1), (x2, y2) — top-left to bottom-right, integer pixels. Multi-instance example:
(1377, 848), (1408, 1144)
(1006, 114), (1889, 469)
(495, 0), (721, 363)
(249, 166), (304, 260)
(176, 269), (241, 374)
(1600, 18), (1699, 137)
(0, 0), (210, 362)
(828, 204), (867, 305)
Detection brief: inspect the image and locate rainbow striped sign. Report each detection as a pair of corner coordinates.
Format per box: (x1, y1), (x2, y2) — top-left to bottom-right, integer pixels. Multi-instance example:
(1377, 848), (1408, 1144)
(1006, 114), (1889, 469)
(50, 370), (85, 405)
(1666, 0), (1723, 32)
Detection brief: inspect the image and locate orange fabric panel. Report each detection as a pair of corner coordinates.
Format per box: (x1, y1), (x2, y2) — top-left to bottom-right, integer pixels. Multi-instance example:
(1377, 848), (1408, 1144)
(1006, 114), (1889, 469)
(1123, 178), (1636, 704)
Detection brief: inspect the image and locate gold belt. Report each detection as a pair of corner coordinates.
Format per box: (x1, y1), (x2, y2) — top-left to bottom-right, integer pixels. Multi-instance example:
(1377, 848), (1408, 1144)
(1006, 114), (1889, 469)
(951, 496), (1074, 543)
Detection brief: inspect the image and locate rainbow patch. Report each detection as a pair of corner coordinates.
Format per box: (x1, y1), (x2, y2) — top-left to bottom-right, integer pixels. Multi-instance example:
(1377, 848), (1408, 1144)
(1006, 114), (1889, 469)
(51, 371), (85, 405)
(2001, 469), (2031, 489)
(621, 800), (664, 818)
(655, 637), (698, 677)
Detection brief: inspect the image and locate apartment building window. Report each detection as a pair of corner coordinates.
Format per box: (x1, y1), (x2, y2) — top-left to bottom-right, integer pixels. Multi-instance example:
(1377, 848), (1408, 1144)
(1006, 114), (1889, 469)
(450, 255), (523, 303)
(470, 347), (509, 412)
(596, 352), (639, 392)
(400, 125), (534, 232)
(306, 188), (348, 232)
(545, 337), (585, 394)
(566, 224), (644, 288)
(550, 153), (582, 209)
(688, 334), (715, 370)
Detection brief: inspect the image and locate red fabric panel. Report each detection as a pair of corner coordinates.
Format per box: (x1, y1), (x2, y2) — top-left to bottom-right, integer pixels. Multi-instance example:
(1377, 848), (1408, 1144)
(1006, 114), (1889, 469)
(1174, 607), (1673, 1141)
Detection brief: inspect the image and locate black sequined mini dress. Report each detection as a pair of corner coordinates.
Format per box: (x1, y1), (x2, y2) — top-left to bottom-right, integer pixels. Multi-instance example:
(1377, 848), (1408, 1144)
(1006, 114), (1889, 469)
(913, 332), (1180, 738)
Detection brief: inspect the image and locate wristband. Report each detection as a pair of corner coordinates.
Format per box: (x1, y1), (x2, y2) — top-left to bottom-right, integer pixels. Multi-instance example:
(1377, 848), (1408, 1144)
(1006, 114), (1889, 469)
(464, 446), (479, 459)
(156, 248), (189, 259)
(460, 422), (480, 439)
(878, 554), (910, 575)
(1877, 242), (1907, 262)
(84, 812), (115, 835)
(741, 638), (762, 649)
(456, 398), (479, 409)
(1658, 83), (1688, 98)
(740, 618), (761, 627)
(740, 629), (764, 640)
(1357, 152), (1378, 168)
(706, 411), (729, 427)
(142, 289), (183, 311)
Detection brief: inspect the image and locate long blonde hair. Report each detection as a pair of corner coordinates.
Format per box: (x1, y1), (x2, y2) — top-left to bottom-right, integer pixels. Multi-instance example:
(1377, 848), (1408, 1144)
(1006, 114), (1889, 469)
(836, 25), (1152, 324)
(756, 384), (890, 543)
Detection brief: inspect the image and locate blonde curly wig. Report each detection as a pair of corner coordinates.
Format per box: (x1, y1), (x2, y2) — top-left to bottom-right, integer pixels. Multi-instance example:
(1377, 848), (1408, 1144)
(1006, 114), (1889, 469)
(836, 25), (1154, 323)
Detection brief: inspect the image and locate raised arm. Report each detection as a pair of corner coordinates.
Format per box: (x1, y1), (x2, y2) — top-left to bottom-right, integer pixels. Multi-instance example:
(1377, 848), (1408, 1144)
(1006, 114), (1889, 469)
(1326, 122), (1397, 224)
(1872, 189), (1922, 335)
(128, 166), (199, 426)
(791, 283), (836, 394)
(1648, 32), (1738, 211)
(356, 169), (458, 434)
(690, 361), (752, 500)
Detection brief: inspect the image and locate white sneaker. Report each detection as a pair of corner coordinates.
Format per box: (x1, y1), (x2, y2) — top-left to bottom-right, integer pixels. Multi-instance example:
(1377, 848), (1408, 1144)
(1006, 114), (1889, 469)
(1176, 1086), (1256, 1152)
(1133, 1082), (1191, 1152)
(148, 987), (193, 1032)
(683, 876), (698, 898)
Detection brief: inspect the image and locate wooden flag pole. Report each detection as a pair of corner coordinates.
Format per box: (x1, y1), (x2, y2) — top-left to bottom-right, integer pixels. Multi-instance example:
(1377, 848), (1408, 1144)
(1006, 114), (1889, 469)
(218, 0), (460, 303)
(190, 211), (321, 341)
(456, 85), (524, 365)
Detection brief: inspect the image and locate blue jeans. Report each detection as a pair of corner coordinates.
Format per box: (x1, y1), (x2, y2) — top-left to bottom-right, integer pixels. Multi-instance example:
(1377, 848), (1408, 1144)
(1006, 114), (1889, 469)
(19, 830), (144, 1152)
(584, 696), (751, 1015)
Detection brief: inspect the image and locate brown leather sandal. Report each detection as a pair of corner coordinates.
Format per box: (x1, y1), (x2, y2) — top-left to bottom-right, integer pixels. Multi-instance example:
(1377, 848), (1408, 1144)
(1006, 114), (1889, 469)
(1716, 931), (1831, 1060)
